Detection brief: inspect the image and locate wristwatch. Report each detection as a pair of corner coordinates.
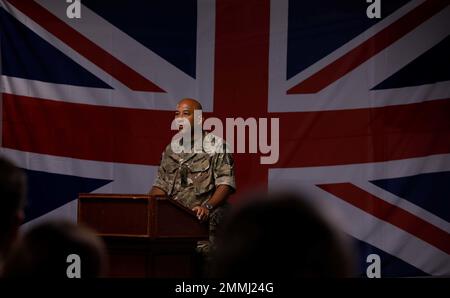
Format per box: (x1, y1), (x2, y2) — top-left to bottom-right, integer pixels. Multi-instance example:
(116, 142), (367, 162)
(204, 202), (214, 210)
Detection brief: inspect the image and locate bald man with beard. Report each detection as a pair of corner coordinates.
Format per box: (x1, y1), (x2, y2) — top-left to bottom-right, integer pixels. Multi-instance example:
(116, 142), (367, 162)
(150, 98), (236, 256)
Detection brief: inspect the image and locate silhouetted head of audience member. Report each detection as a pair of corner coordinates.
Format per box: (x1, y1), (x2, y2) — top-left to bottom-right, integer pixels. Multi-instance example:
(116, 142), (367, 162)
(211, 191), (355, 278)
(0, 156), (26, 262)
(3, 220), (107, 278)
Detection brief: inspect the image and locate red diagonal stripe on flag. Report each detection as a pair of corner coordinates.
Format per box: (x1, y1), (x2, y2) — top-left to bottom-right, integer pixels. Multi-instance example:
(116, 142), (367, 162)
(287, 0), (449, 94)
(6, 0), (165, 92)
(318, 183), (450, 254)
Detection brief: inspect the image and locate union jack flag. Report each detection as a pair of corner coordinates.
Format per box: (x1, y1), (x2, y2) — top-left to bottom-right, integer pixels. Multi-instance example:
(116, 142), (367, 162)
(0, 0), (449, 277)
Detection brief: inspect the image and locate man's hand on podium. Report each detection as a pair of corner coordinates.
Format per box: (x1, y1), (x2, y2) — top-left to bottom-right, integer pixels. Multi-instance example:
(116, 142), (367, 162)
(192, 206), (209, 222)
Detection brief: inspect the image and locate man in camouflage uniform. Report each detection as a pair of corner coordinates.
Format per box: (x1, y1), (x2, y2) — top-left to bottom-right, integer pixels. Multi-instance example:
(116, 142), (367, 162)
(150, 98), (235, 255)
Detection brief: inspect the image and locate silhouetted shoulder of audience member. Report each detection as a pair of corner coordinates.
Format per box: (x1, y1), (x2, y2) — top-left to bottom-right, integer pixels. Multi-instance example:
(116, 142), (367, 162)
(211, 191), (355, 278)
(0, 156), (26, 271)
(3, 220), (107, 278)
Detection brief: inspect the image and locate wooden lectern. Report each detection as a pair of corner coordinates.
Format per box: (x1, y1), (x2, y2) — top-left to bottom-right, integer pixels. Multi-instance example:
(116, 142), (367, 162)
(77, 194), (208, 277)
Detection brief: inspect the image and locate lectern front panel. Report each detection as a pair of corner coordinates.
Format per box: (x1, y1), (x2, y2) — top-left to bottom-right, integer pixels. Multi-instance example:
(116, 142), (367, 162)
(154, 198), (209, 239)
(78, 196), (149, 236)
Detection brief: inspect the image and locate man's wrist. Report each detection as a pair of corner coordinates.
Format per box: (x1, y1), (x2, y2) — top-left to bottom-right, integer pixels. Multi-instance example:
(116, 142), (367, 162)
(203, 202), (214, 210)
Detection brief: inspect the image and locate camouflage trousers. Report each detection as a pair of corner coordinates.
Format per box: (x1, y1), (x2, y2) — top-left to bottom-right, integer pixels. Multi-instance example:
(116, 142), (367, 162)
(196, 204), (229, 257)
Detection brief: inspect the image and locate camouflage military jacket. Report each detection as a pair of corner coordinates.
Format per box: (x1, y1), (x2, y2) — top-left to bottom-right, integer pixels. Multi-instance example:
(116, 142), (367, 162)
(153, 133), (236, 209)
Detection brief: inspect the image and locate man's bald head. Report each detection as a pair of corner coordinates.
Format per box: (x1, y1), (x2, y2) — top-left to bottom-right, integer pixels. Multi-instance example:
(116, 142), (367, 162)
(175, 98), (203, 133)
(177, 98), (202, 111)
